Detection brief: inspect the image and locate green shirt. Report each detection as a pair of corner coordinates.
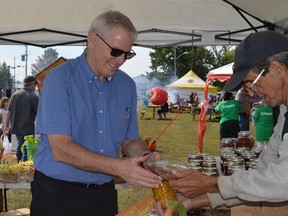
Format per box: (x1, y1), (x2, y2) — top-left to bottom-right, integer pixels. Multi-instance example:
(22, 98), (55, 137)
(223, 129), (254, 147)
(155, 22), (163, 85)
(253, 106), (273, 141)
(215, 99), (240, 124)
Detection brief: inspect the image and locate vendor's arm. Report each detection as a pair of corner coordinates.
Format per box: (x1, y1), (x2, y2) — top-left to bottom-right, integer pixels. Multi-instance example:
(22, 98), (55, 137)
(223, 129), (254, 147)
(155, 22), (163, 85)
(48, 134), (161, 188)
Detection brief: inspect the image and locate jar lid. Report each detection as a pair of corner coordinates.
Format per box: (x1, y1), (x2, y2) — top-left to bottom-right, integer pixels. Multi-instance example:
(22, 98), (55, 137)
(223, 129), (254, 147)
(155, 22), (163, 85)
(203, 171), (217, 176)
(228, 165), (245, 172)
(188, 153), (202, 159)
(238, 131), (251, 136)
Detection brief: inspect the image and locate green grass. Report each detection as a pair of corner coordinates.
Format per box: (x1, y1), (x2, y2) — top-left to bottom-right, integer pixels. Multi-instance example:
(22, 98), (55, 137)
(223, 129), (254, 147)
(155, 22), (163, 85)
(4, 106), (255, 214)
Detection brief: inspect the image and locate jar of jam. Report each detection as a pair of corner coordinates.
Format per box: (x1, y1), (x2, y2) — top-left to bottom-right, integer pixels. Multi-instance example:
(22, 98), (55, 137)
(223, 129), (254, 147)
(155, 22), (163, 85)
(241, 151), (257, 170)
(152, 180), (177, 209)
(220, 138), (236, 148)
(203, 170), (217, 176)
(203, 167), (218, 176)
(252, 147), (263, 158)
(188, 153), (203, 167)
(247, 160), (258, 169)
(228, 165), (245, 175)
(203, 160), (216, 168)
(223, 161), (236, 176)
(236, 131), (254, 149)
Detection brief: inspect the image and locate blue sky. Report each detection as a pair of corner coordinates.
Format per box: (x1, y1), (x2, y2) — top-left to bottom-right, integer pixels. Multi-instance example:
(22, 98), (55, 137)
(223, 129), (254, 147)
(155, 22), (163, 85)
(0, 45), (152, 82)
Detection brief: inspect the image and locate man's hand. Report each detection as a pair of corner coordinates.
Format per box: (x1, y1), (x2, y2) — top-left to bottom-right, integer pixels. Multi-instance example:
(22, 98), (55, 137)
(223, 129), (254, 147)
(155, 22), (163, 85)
(116, 154), (162, 188)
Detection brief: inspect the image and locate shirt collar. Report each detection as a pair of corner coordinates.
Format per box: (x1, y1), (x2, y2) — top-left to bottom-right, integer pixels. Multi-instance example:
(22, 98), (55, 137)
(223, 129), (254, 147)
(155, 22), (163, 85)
(79, 49), (115, 83)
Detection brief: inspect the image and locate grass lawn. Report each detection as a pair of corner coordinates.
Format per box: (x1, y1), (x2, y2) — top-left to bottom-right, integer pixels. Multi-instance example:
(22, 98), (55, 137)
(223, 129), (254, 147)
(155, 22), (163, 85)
(4, 106), (255, 214)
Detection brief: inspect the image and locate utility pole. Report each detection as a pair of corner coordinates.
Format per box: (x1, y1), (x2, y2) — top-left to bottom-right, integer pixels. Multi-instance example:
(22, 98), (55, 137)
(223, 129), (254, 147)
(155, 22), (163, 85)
(174, 46), (189, 77)
(25, 45), (28, 77)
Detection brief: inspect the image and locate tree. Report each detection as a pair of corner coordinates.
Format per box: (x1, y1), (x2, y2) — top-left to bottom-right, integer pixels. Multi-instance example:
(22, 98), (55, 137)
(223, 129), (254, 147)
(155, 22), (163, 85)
(31, 48), (59, 76)
(148, 45), (234, 88)
(0, 62), (13, 89)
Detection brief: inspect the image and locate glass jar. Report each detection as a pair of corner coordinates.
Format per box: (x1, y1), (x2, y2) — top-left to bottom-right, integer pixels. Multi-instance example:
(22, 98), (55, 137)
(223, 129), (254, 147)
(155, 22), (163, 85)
(252, 147), (263, 158)
(203, 160), (216, 168)
(236, 131), (254, 149)
(152, 180), (177, 209)
(220, 138), (236, 148)
(241, 151), (257, 170)
(228, 165), (245, 175)
(223, 161), (236, 176)
(203, 167), (218, 176)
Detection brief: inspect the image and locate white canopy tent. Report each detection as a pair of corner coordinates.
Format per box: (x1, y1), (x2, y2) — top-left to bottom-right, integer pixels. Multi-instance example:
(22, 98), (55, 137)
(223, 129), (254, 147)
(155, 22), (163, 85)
(0, 0), (287, 48)
(166, 70), (218, 103)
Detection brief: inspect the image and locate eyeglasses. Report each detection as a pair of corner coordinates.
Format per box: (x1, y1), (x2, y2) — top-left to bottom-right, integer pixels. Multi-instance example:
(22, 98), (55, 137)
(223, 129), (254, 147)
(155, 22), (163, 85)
(96, 34), (136, 60)
(243, 68), (266, 94)
(250, 68), (266, 88)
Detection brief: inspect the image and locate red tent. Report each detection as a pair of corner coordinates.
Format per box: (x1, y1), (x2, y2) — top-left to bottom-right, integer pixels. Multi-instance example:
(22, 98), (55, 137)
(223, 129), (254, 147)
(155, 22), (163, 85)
(197, 63), (233, 153)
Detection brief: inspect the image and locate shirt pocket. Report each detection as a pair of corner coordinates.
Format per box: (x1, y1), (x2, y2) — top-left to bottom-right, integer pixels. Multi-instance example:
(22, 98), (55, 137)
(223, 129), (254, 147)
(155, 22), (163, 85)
(110, 109), (129, 145)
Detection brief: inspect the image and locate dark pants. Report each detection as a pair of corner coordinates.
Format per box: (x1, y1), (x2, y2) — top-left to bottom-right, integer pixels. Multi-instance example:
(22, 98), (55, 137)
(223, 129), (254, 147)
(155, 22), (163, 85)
(220, 120), (240, 140)
(15, 135), (27, 161)
(30, 170), (117, 216)
(239, 113), (250, 131)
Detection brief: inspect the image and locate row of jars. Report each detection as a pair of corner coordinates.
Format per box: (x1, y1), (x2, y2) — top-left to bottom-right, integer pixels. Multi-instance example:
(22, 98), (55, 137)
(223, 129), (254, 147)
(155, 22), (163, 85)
(220, 147), (262, 176)
(219, 131), (263, 175)
(187, 153), (218, 176)
(220, 131), (255, 149)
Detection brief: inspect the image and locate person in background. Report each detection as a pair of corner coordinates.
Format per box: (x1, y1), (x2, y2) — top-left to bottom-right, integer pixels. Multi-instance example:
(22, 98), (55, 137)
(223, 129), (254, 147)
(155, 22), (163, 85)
(189, 92), (195, 105)
(155, 31), (288, 215)
(30, 10), (161, 216)
(0, 97), (11, 143)
(4, 76), (38, 161)
(157, 101), (169, 120)
(175, 93), (181, 106)
(192, 92), (199, 107)
(253, 100), (273, 149)
(215, 92), (240, 139)
(235, 87), (251, 131)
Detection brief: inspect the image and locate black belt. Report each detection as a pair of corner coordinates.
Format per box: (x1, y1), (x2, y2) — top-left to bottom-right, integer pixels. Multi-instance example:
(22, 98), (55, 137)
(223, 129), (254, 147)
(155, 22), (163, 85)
(35, 170), (113, 189)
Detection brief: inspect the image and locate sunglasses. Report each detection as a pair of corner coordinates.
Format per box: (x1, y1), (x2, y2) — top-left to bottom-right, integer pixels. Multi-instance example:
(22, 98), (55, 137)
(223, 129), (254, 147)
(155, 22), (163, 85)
(96, 34), (136, 60)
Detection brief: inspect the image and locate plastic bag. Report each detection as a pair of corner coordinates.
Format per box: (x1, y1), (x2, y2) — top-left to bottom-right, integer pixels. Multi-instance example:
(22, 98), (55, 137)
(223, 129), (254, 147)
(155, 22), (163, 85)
(0, 134), (5, 149)
(3, 135), (12, 155)
(143, 160), (188, 180)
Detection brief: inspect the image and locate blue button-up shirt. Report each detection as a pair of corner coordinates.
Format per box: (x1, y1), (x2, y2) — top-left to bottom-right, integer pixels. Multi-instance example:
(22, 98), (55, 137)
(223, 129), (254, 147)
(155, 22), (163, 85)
(34, 51), (139, 184)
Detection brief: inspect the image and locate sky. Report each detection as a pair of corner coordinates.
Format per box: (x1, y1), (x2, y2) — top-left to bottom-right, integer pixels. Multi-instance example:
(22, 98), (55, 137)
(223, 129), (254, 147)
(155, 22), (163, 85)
(0, 45), (152, 83)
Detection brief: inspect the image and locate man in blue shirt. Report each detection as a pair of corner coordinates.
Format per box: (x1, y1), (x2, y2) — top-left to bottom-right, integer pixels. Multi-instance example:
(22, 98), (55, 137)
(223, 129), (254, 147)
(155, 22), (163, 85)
(31, 10), (161, 216)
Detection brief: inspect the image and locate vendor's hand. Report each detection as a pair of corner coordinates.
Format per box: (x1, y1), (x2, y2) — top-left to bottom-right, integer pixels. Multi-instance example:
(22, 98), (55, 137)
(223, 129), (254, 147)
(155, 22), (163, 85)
(117, 155), (161, 188)
(169, 169), (219, 198)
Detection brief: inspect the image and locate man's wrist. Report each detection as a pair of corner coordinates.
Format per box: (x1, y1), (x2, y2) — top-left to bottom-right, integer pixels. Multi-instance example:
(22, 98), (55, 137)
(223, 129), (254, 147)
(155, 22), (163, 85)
(205, 176), (219, 193)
